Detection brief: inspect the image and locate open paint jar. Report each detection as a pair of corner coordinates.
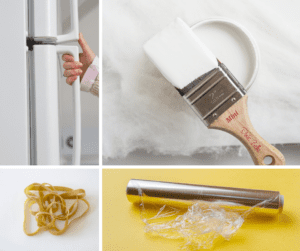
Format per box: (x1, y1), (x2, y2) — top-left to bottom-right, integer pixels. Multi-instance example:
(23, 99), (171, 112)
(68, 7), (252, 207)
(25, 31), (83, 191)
(191, 17), (260, 91)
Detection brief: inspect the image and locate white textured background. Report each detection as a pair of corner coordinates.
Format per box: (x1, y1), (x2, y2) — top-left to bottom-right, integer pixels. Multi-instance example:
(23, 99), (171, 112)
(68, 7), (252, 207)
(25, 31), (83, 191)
(103, 0), (300, 161)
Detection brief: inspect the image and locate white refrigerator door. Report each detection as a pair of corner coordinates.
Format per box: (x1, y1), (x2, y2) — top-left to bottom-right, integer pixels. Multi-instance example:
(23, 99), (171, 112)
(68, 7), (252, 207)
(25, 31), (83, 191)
(33, 45), (60, 165)
(34, 45), (81, 165)
(0, 1), (29, 164)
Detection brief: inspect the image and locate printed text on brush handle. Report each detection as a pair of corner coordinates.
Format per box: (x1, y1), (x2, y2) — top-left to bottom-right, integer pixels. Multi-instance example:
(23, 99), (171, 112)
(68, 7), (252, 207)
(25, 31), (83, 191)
(241, 127), (261, 153)
(226, 110), (261, 153)
(209, 95), (285, 165)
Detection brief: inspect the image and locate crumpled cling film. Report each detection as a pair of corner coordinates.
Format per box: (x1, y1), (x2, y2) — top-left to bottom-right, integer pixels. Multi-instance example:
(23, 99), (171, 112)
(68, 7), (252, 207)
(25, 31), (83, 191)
(23, 183), (90, 236)
(135, 187), (280, 250)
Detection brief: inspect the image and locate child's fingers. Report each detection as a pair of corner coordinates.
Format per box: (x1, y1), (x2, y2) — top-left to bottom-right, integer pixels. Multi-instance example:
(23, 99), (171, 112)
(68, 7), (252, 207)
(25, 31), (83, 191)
(66, 76), (78, 85)
(64, 69), (82, 77)
(63, 61), (83, 70)
(62, 54), (75, 62)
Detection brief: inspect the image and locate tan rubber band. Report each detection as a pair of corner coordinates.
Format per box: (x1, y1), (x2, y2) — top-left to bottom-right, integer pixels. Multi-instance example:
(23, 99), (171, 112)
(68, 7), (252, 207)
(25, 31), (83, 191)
(23, 183), (90, 236)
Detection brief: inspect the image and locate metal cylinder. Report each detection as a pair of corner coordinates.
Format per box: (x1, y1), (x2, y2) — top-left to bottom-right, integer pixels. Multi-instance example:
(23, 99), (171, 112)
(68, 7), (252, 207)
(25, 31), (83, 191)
(126, 179), (284, 214)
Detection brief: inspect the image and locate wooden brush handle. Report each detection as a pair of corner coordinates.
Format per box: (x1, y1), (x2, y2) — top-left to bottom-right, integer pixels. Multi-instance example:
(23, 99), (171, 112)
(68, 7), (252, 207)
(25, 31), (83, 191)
(208, 95), (285, 165)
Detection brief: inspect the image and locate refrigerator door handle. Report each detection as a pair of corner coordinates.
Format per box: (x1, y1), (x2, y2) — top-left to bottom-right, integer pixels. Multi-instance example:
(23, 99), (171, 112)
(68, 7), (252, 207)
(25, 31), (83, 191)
(56, 0), (79, 43)
(57, 45), (81, 165)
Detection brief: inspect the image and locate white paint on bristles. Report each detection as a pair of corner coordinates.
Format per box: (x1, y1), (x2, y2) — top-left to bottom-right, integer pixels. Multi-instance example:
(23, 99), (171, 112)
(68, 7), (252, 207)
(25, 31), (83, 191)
(144, 18), (218, 89)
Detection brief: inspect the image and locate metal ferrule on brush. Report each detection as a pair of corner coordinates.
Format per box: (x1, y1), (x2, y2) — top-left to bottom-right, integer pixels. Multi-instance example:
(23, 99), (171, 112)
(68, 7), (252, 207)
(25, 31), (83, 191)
(178, 60), (246, 126)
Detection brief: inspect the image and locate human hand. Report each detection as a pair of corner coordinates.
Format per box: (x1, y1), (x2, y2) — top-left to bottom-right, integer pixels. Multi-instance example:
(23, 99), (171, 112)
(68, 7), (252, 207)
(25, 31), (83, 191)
(62, 33), (96, 85)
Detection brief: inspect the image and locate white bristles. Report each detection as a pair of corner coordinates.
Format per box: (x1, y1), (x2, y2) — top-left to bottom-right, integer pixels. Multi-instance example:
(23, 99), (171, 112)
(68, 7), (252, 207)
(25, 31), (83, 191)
(144, 18), (218, 89)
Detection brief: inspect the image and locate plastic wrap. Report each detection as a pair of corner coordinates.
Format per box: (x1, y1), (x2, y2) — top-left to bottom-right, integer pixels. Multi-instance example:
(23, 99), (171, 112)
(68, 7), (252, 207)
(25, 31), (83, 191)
(127, 179), (283, 249)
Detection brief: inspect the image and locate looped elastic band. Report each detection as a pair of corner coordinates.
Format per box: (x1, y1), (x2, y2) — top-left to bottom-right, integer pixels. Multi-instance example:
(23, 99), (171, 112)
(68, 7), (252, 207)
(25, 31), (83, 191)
(23, 183), (90, 236)
(191, 17), (260, 91)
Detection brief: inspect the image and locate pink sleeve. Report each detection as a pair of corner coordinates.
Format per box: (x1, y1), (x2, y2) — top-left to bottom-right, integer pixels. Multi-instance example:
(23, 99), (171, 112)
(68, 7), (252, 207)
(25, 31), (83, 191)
(80, 56), (99, 92)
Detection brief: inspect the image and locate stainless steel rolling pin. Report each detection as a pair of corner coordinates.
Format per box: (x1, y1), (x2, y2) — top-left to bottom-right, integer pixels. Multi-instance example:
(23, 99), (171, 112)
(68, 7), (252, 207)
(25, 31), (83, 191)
(126, 179), (284, 214)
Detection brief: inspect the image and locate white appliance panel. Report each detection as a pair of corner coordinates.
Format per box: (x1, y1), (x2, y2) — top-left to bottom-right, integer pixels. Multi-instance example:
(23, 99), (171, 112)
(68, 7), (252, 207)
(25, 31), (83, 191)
(0, 0), (29, 164)
(34, 45), (60, 165)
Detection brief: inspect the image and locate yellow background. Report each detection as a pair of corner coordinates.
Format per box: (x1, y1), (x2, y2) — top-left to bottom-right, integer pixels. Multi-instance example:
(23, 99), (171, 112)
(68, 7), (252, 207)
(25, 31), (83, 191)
(103, 169), (300, 250)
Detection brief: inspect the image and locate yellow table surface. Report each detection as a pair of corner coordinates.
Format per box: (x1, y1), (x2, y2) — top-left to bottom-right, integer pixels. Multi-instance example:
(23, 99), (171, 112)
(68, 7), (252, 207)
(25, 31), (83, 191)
(103, 169), (300, 250)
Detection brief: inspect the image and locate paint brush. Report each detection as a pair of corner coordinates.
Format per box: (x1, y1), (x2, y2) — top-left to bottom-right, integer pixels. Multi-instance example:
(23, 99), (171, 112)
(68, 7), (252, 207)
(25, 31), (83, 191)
(144, 18), (285, 165)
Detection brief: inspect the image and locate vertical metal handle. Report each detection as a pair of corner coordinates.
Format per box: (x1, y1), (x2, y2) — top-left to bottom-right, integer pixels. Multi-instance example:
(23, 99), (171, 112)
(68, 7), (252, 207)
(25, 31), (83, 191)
(56, 45), (81, 165)
(56, 0), (79, 43)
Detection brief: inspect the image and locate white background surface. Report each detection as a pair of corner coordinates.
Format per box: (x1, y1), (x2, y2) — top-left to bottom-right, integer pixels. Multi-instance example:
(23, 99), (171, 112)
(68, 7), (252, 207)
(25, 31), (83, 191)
(0, 169), (99, 251)
(103, 0), (300, 162)
(104, 144), (300, 165)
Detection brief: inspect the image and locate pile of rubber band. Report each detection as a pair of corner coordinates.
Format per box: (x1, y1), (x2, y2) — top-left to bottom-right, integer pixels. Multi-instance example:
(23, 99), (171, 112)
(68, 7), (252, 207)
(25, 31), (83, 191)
(23, 183), (90, 236)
